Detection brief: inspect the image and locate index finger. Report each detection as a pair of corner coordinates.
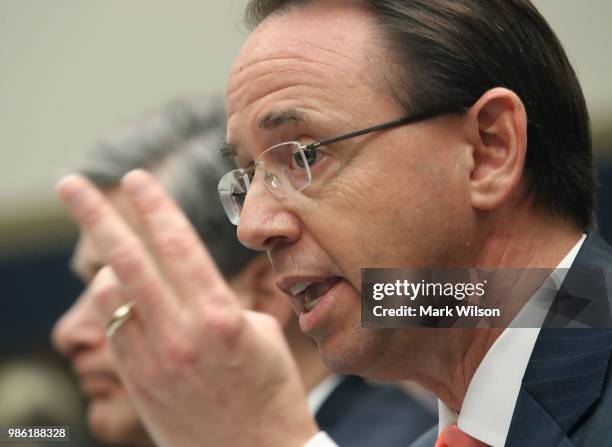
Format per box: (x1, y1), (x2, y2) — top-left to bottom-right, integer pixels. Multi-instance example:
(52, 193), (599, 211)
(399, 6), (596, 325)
(56, 174), (176, 321)
(120, 169), (237, 308)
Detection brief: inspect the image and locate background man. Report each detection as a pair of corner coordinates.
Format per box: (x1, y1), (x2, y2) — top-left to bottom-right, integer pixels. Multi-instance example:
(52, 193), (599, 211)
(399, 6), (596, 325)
(55, 1), (612, 446)
(52, 96), (435, 446)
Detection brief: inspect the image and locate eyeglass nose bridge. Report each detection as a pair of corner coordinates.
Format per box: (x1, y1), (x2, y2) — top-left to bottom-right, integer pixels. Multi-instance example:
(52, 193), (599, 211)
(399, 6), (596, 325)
(235, 162), (294, 230)
(253, 159), (283, 192)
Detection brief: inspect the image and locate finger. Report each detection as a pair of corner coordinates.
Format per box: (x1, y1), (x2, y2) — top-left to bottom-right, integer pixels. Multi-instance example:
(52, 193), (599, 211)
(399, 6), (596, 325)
(90, 266), (142, 339)
(56, 174), (177, 323)
(89, 266), (125, 318)
(121, 169), (238, 308)
(90, 266), (160, 389)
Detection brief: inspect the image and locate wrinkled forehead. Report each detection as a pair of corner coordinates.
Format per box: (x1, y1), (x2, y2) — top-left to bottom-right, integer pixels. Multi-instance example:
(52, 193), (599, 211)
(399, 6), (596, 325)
(225, 2), (383, 156)
(228, 1), (376, 92)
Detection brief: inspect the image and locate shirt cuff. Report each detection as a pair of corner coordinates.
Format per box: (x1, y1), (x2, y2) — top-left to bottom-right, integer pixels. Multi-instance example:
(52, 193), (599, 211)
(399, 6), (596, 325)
(304, 432), (338, 447)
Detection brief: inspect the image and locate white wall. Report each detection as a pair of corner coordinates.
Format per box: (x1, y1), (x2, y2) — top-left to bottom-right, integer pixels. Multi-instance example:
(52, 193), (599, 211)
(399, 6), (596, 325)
(534, 0), (612, 122)
(0, 0), (248, 219)
(0, 0), (610, 248)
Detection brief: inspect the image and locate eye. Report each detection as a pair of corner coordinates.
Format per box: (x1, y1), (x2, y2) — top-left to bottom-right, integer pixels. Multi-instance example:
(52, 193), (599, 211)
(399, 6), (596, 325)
(294, 146), (318, 168)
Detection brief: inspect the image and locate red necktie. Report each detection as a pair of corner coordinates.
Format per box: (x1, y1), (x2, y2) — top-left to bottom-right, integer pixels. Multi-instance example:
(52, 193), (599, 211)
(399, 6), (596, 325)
(435, 424), (489, 447)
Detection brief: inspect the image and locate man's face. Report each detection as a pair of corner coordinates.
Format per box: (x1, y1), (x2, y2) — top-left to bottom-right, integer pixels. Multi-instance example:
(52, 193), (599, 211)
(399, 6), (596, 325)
(52, 189), (152, 447)
(227, 2), (473, 377)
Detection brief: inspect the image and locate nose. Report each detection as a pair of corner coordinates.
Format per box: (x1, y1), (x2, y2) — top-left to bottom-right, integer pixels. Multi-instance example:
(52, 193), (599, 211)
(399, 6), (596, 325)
(52, 285), (105, 358)
(237, 174), (301, 251)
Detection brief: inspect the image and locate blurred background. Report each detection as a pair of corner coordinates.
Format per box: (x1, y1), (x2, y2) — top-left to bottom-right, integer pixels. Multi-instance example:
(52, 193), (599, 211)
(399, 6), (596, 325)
(0, 0), (610, 442)
(0, 0), (248, 347)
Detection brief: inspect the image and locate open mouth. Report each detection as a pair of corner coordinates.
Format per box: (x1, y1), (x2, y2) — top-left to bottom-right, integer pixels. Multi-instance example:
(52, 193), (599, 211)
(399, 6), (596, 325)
(291, 276), (341, 313)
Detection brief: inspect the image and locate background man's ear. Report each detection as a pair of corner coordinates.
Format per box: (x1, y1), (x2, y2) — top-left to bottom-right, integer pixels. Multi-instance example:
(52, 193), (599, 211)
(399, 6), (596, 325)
(237, 255), (295, 329)
(466, 87), (527, 211)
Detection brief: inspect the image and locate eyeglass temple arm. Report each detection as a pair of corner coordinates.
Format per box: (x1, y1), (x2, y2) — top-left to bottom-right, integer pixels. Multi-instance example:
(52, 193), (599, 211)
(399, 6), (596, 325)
(305, 105), (465, 150)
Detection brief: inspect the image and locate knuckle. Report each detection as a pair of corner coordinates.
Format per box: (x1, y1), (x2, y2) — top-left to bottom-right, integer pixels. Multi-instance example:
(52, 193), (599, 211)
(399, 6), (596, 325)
(206, 284), (235, 307)
(78, 202), (103, 228)
(93, 281), (119, 308)
(107, 242), (144, 281)
(135, 189), (166, 215)
(132, 280), (160, 302)
(260, 313), (283, 333)
(155, 231), (194, 259)
(202, 308), (245, 342)
(185, 255), (226, 288)
(163, 333), (197, 366)
(249, 310), (283, 336)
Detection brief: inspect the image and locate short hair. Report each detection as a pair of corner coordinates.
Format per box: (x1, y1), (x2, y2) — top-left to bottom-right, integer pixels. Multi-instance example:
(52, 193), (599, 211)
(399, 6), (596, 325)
(77, 96), (258, 278)
(245, 0), (595, 229)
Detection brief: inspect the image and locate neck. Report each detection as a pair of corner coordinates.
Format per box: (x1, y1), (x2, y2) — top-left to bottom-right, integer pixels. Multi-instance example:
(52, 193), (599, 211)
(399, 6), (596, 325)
(408, 211), (583, 412)
(468, 208), (583, 269)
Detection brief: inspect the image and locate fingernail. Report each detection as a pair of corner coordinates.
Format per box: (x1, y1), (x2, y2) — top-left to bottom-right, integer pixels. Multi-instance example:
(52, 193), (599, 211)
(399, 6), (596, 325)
(56, 175), (89, 207)
(122, 169), (150, 198)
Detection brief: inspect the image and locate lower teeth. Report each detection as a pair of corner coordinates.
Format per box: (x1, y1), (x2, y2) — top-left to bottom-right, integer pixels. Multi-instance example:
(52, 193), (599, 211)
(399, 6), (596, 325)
(304, 297), (321, 312)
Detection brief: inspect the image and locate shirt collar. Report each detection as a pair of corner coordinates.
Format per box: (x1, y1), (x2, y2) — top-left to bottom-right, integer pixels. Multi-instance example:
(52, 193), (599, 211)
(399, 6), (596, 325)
(307, 374), (343, 415)
(437, 234), (586, 446)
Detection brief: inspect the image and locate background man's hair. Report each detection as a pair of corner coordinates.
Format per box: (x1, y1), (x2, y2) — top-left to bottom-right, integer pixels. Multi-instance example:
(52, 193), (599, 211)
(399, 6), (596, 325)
(77, 95), (258, 277)
(246, 0), (595, 229)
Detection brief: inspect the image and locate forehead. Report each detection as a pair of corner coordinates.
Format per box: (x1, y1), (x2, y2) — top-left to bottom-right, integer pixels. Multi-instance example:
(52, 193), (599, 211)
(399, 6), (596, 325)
(235, 2), (376, 74)
(226, 2), (385, 154)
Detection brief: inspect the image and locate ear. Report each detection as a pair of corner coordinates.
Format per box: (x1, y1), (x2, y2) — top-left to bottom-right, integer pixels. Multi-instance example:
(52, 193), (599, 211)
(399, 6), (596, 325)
(237, 255), (295, 328)
(466, 87), (527, 211)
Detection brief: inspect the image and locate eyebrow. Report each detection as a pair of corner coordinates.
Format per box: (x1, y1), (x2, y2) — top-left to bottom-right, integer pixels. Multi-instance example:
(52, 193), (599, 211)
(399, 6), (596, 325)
(258, 109), (305, 130)
(219, 141), (237, 161)
(219, 108), (307, 161)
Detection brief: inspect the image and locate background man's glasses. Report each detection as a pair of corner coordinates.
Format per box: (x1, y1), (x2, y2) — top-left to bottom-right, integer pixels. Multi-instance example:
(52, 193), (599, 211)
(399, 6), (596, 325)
(218, 105), (463, 225)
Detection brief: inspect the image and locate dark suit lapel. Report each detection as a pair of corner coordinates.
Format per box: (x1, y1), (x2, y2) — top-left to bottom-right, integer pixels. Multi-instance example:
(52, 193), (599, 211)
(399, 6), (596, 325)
(507, 328), (612, 446)
(506, 234), (612, 447)
(315, 376), (365, 431)
(506, 387), (574, 446)
(543, 233), (612, 329)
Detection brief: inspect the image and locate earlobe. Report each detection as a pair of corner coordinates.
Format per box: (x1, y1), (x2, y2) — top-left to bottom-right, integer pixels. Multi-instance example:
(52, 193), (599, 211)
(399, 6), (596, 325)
(468, 88), (527, 211)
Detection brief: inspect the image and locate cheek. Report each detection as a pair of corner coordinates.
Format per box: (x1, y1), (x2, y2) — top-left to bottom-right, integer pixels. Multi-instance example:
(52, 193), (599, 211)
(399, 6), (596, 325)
(300, 157), (468, 274)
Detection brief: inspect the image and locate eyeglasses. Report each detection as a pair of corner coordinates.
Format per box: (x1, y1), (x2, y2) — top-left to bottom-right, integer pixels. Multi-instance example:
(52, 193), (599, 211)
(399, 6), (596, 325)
(218, 105), (463, 225)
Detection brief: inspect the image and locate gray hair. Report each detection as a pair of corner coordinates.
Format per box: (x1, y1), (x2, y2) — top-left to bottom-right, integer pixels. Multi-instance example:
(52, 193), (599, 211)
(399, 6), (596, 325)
(77, 95), (258, 278)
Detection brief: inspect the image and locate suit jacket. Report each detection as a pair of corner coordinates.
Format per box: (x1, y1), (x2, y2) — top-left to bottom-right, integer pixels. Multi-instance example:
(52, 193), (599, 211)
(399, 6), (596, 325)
(411, 233), (612, 447)
(315, 375), (436, 446)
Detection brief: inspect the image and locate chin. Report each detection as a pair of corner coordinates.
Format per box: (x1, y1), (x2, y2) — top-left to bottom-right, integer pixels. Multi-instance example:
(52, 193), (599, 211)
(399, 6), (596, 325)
(316, 323), (397, 379)
(88, 394), (147, 446)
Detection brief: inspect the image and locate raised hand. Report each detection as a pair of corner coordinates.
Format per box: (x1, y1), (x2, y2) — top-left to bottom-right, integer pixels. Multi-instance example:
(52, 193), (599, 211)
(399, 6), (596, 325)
(56, 170), (318, 447)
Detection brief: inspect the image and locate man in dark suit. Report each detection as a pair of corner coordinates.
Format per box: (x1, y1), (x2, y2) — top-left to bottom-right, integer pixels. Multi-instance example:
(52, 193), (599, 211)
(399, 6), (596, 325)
(504, 233), (612, 446)
(317, 376), (436, 446)
(54, 0), (612, 446)
(411, 232), (612, 446)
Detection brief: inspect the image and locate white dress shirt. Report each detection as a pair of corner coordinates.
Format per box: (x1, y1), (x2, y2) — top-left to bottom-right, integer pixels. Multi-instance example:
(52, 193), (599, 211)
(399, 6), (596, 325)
(437, 234), (586, 446)
(308, 374), (344, 414)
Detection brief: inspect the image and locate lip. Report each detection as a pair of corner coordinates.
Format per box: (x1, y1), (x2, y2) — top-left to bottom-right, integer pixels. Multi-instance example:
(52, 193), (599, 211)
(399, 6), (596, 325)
(277, 275), (332, 313)
(298, 278), (346, 335)
(74, 360), (119, 398)
(78, 372), (119, 398)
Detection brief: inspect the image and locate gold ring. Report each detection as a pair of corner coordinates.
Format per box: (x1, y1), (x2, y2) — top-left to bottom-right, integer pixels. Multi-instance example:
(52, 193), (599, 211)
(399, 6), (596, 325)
(106, 301), (136, 337)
